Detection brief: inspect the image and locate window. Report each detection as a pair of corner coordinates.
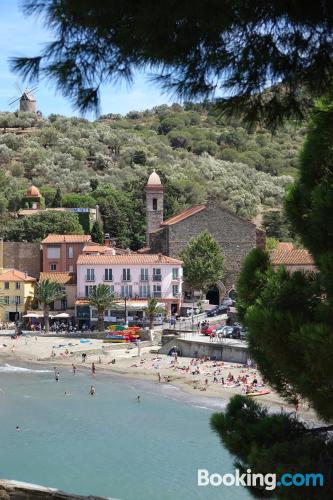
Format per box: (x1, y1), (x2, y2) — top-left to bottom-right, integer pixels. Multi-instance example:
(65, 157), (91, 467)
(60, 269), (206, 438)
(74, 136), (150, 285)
(153, 268), (162, 281)
(4, 282), (9, 289)
(172, 285), (179, 297)
(85, 285), (96, 297)
(107, 285), (114, 295)
(139, 285), (150, 298)
(140, 268), (149, 281)
(47, 246), (60, 259)
(50, 263), (57, 271)
(121, 285), (132, 298)
(68, 265), (74, 273)
(4, 296), (9, 305)
(152, 198), (157, 211)
(153, 285), (161, 298)
(172, 268), (179, 279)
(86, 269), (95, 281)
(68, 246), (73, 259)
(15, 282), (21, 290)
(104, 268), (113, 281)
(15, 296), (21, 305)
(122, 268), (131, 281)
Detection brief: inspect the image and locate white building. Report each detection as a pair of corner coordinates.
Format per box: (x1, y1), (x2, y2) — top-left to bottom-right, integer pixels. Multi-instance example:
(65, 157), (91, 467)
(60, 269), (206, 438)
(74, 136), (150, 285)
(76, 251), (183, 326)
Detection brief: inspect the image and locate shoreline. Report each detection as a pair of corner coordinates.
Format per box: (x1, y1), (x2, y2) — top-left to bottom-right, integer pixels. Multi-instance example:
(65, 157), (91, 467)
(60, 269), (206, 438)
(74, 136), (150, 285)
(0, 334), (318, 421)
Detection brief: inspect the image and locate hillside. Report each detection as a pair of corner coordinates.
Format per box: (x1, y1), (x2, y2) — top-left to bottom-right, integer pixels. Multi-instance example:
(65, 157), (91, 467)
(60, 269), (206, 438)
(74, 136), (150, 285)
(0, 103), (305, 248)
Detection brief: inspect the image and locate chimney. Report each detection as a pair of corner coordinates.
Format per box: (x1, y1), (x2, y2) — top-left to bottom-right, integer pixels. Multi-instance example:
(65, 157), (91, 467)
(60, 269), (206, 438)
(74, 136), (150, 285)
(104, 233), (111, 247)
(158, 252), (163, 262)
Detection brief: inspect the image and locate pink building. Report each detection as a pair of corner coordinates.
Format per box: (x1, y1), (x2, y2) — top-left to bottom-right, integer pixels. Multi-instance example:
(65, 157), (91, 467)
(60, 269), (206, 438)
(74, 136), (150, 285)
(75, 252), (183, 326)
(42, 234), (91, 274)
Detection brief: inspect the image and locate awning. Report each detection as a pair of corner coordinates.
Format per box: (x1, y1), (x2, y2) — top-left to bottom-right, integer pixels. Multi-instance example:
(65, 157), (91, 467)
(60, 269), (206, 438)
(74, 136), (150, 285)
(53, 312), (72, 318)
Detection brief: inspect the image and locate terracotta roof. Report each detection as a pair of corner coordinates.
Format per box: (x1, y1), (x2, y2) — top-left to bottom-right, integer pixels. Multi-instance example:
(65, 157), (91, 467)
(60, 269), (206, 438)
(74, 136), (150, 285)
(82, 245), (110, 254)
(26, 185), (41, 197)
(161, 204), (207, 226)
(270, 249), (315, 266)
(77, 253), (183, 265)
(276, 242), (295, 251)
(42, 234), (91, 244)
(40, 272), (77, 285)
(0, 269), (36, 282)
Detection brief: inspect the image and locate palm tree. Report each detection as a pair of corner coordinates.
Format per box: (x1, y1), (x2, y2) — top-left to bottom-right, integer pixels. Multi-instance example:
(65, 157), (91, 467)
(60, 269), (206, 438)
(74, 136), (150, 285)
(89, 284), (115, 333)
(144, 297), (165, 332)
(36, 279), (66, 333)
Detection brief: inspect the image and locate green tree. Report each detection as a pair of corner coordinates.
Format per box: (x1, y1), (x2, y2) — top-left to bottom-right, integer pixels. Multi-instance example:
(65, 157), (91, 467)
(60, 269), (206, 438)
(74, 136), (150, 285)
(91, 220), (104, 244)
(180, 231), (224, 296)
(144, 297), (166, 331)
(51, 187), (62, 208)
(62, 193), (96, 208)
(36, 279), (66, 333)
(3, 211), (84, 242)
(212, 96), (333, 498)
(12, 1), (330, 123)
(89, 284), (115, 333)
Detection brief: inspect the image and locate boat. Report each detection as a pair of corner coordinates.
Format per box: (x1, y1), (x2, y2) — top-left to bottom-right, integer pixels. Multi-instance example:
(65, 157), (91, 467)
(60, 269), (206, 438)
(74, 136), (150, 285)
(247, 390), (271, 397)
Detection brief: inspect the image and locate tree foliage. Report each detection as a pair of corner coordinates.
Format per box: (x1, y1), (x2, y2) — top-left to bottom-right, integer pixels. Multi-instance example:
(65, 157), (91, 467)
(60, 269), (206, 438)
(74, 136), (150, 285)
(180, 231), (224, 294)
(2, 211), (84, 242)
(89, 284), (115, 332)
(36, 279), (66, 333)
(11, 1), (333, 125)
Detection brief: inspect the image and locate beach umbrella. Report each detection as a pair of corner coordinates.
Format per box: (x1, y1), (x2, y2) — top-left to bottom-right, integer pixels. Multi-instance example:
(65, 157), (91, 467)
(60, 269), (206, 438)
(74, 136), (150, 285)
(53, 312), (71, 318)
(22, 313), (39, 318)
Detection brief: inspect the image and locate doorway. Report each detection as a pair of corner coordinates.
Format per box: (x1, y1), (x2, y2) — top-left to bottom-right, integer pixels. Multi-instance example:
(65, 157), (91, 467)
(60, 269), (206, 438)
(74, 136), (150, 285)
(206, 285), (220, 305)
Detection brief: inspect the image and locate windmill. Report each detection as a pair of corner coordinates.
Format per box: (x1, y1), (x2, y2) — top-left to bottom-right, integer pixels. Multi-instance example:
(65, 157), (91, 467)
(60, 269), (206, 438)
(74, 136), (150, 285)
(8, 83), (38, 113)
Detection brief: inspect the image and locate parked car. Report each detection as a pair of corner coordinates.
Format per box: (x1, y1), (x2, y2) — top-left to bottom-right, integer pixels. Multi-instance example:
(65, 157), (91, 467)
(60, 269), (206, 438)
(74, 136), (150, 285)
(207, 306), (219, 317)
(221, 326), (234, 338)
(207, 305), (229, 317)
(202, 326), (215, 336)
(222, 297), (234, 307)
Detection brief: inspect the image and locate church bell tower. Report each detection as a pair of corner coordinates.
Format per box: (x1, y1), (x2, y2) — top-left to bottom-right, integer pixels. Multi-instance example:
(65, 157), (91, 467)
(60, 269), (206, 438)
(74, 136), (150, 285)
(145, 170), (164, 246)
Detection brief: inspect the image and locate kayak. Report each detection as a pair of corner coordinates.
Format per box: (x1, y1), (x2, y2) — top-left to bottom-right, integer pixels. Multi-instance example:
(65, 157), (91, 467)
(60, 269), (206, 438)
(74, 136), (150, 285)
(247, 390), (271, 397)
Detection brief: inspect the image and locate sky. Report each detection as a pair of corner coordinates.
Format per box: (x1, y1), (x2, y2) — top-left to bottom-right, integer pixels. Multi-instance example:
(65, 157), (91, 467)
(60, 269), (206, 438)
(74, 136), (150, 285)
(0, 1), (174, 118)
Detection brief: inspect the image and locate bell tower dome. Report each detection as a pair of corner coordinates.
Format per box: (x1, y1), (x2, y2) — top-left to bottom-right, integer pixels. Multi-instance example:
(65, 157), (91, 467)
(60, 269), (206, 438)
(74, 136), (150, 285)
(145, 170), (164, 246)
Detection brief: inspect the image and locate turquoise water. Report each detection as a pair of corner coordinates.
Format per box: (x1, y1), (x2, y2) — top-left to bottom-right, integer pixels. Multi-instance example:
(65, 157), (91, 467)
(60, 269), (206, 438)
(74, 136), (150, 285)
(0, 364), (251, 500)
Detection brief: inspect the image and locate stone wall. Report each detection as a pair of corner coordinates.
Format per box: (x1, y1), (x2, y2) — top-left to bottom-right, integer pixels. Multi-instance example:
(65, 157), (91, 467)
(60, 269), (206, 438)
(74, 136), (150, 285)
(159, 336), (248, 363)
(2, 242), (41, 278)
(151, 204), (257, 289)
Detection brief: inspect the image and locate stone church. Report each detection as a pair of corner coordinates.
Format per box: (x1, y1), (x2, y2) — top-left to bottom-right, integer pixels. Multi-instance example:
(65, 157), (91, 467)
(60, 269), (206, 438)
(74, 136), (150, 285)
(142, 171), (264, 304)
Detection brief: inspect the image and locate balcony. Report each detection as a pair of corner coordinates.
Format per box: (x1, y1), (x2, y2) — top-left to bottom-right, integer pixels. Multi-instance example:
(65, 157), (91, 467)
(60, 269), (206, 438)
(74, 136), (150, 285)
(139, 275), (150, 282)
(85, 275), (95, 282)
(152, 275), (162, 281)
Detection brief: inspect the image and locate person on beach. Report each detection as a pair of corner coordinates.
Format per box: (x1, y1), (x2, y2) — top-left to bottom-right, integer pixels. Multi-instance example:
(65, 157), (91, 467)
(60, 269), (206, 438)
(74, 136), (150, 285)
(72, 364), (76, 374)
(91, 362), (96, 376)
(157, 372), (161, 383)
(89, 385), (96, 396)
(82, 353), (87, 363)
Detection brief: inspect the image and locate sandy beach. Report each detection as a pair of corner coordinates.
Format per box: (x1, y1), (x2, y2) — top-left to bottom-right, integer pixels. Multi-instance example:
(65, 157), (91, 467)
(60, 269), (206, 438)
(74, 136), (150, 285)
(0, 333), (317, 420)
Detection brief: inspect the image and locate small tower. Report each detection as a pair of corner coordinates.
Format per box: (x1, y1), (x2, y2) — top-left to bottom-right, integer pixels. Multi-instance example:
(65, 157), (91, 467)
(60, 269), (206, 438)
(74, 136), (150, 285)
(20, 89), (37, 113)
(24, 185), (42, 209)
(145, 170), (164, 246)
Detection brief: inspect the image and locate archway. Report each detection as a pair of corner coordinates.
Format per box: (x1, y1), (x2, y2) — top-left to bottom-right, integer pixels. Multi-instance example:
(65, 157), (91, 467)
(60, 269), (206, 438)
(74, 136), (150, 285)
(206, 285), (220, 305)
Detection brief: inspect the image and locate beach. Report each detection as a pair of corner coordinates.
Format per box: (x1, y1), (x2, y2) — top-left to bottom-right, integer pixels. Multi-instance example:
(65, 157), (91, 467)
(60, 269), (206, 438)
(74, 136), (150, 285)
(0, 333), (317, 420)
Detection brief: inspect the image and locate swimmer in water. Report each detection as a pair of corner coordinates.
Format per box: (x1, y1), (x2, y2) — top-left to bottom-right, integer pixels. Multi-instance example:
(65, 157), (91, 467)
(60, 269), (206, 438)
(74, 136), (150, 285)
(16, 425), (20, 432)
(72, 364), (76, 375)
(137, 395), (141, 403)
(89, 386), (96, 396)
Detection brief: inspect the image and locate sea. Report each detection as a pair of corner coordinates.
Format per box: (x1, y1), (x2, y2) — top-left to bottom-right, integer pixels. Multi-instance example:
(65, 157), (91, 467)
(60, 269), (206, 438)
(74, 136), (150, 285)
(0, 363), (252, 500)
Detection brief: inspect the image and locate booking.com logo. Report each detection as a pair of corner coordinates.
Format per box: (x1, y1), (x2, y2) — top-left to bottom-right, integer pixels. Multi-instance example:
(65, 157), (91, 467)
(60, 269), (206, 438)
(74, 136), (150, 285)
(197, 469), (324, 491)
